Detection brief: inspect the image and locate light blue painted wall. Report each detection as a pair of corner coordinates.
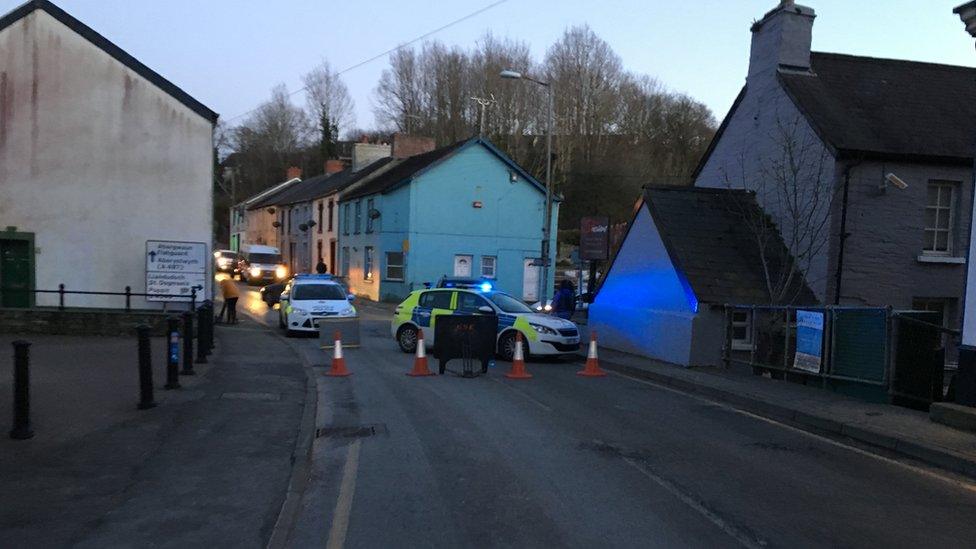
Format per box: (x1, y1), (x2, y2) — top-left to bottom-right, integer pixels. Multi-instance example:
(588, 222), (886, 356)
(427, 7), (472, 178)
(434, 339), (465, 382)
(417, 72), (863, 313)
(338, 141), (556, 303)
(590, 205), (697, 366)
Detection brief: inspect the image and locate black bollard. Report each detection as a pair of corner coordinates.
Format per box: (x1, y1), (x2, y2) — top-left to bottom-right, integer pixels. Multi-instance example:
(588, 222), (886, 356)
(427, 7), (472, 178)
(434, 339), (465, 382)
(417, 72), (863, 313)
(205, 300), (215, 352)
(10, 341), (33, 440)
(181, 311), (195, 375)
(136, 325), (156, 410)
(196, 305), (208, 364)
(165, 317), (181, 390)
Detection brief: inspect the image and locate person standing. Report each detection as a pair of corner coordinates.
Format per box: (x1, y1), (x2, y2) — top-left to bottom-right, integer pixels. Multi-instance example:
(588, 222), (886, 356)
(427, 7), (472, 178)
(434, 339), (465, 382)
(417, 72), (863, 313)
(219, 277), (240, 324)
(553, 279), (576, 320)
(315, 258), (328, 274)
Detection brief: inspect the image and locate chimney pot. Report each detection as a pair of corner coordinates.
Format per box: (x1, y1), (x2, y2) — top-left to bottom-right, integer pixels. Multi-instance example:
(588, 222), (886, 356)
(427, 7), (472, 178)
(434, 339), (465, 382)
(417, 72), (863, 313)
(286, 166), (302, 180)
(325, 159), (345, 175)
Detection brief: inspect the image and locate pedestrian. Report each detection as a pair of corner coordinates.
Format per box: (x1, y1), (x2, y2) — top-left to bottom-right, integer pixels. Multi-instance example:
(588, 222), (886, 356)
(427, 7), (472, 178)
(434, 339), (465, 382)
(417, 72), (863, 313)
(315, 258), (328, 274)
(219, 276), (240, 324)
(553, 279), (576, 320)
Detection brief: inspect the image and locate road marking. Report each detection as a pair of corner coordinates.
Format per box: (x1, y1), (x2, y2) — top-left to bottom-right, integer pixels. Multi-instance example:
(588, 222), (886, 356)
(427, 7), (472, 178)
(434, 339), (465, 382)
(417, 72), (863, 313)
(622, 457), (767, 549)
(490, 377), (553, 412)
(326, 438), (362, 549)
(609, 371), (976, 494)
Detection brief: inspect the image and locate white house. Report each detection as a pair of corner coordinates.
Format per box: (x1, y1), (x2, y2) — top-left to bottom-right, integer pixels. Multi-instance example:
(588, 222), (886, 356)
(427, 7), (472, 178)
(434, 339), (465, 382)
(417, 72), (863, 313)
(0, 0), (217, 309)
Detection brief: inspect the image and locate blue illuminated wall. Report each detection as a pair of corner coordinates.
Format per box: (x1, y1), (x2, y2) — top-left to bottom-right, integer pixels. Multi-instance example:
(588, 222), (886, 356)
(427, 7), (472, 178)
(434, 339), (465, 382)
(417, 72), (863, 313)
(589, 204), (699, 366)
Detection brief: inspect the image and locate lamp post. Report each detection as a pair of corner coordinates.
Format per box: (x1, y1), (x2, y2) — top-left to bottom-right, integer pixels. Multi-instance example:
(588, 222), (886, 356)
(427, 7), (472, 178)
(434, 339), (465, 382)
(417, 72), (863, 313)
(952, 0), (976, 406)
(501, 69), (553, 308)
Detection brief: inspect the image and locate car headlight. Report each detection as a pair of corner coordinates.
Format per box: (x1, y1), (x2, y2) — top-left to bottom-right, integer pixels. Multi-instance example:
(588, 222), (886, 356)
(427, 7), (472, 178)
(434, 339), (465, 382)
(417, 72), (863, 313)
(290, 307), (307, 316)
(275, 265), (287, 279)
(529, 323), (558, 336)
(338, 307), (357, 317)
(217, 258), (230, 266)
(249, 267), (261, 277)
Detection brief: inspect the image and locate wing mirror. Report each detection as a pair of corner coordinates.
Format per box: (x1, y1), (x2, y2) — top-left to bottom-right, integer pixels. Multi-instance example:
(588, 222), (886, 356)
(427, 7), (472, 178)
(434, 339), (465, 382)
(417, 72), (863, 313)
(477, 305), (495, 314)
(280, 292), (289, 301)
(347, 294), (356, 302)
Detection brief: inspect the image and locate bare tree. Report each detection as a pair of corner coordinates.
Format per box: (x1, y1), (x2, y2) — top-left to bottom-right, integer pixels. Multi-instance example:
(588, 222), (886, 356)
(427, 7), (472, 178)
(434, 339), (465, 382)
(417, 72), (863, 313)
(723, 115), (835, 304)
(303, 60), (355, 159)
(374, 48), (424, 132)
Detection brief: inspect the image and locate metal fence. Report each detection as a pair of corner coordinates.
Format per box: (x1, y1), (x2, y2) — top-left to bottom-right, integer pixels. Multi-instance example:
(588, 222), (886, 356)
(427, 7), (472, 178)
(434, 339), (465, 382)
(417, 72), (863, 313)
(0, 284), (199, 311)
(724, 304), (959, 406)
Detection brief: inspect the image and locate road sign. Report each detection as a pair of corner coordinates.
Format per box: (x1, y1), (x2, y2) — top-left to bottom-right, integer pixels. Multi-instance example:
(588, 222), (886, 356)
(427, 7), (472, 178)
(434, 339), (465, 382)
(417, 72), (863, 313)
(146, 240), (207, 302)
(580, 216), (610, 261)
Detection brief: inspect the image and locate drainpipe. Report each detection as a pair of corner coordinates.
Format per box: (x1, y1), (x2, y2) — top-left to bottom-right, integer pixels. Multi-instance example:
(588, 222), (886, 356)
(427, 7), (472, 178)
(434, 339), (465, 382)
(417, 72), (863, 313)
(834, 161), (861, 305)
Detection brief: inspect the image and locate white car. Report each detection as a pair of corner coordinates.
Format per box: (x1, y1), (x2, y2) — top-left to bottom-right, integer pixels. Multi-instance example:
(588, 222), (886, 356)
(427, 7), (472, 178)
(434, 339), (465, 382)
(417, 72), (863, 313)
(278, 274), (356, 336)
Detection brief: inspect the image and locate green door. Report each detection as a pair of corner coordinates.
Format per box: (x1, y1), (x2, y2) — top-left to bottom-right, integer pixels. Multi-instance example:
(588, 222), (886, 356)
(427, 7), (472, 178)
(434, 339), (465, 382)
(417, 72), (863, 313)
(0, 239), (32, 308)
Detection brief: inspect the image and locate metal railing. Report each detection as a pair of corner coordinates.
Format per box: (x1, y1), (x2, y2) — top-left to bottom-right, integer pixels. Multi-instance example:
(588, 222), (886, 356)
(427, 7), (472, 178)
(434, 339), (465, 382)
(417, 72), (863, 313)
(723, 304), (892, 387)
(1, 285), (199, 311)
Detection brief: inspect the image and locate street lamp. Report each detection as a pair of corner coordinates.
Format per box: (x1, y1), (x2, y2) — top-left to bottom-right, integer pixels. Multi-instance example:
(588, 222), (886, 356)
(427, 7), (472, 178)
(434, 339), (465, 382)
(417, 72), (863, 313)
(501, 69), (554, 309)
(955, 1), (976, 40)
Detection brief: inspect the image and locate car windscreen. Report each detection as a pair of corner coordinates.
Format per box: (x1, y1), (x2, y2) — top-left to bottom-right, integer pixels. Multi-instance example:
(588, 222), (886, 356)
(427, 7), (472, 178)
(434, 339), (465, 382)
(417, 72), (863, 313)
(487, 292), (532, 313)
(247, 253), (281, 264)
(293, 284), (347, 301)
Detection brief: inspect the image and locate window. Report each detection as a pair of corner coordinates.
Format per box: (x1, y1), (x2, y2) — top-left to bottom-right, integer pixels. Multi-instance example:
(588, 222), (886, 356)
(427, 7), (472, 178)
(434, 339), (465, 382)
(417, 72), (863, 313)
(385, 252), (404, 281)
(366, 198), (375, 233)
(457, 292), (490, 313)
(731, 310), (753, 351)
(328, 199), (334, 231)
(454, 254), (473, 277)
(481, 256), (497, 278)
(287, 208), (292, 233)
(341, 246), (350, 276)
(317, 202), (323, 234)
(924, 182), (957, 255)
(419, 291), (453, 310)
(912, 298), (948, 327)
(342, 204), (350, 235)
(364, 246), (374, 281)
(354, 201), (362, 234)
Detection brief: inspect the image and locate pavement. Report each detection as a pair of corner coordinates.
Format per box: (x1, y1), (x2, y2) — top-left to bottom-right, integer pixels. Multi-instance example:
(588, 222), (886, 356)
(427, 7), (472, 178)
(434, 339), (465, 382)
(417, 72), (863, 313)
(235, 283), (976, 548)
(0, 307), (308, 548)
(584, 344), (976, 480)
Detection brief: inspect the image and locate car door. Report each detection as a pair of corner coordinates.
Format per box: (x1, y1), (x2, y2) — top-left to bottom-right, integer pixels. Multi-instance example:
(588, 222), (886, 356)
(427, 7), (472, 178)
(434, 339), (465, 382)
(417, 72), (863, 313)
(413, 290), (455, 345)
(456, 291), (492, 315)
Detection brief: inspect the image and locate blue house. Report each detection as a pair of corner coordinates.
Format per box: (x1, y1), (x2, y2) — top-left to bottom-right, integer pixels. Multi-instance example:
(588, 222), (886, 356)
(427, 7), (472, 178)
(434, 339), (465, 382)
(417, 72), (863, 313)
(336, 137), (558, 303)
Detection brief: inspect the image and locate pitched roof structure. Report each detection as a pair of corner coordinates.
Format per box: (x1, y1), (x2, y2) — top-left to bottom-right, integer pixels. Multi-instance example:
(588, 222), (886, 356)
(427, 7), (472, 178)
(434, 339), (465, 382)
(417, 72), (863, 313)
(340, 137), (547, 201)
(0, 0), (218, 123)
(247, 158), (394, 210)
(780, 53), (976, 163)
(641, 186), (817, 306)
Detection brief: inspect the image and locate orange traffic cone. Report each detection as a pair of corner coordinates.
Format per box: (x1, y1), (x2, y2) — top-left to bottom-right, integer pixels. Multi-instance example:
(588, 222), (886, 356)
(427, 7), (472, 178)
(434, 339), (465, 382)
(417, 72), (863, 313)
(326, 330), (351, 377)
(505, 332), (532, 379)
(577, 331), (607, 377)
(407, 329), (435, 376)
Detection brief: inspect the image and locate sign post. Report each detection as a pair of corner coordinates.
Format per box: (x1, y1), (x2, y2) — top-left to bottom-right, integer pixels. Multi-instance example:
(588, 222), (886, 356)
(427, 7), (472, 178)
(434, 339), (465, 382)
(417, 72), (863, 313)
(145, 240), (207, 303)
(794, 310), (825, 373)
(580, 216), (609, 295)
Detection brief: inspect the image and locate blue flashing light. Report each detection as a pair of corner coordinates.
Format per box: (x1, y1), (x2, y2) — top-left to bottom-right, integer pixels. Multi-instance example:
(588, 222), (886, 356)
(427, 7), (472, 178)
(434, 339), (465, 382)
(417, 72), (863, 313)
(423, 282), (432, 289)
(479, 282), (493, 292)
(445, 282), (455, 288)
(295, 273), (333, 280)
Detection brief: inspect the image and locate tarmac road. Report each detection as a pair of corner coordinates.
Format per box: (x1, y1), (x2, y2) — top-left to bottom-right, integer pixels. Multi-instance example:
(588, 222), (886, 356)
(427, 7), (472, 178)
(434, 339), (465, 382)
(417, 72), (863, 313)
(239, 282), (976, 549)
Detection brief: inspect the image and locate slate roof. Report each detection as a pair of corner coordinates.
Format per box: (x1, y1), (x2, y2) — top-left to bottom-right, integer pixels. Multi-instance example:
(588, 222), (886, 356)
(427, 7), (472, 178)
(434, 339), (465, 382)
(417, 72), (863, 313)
(780, 52), (976, 163)
(642, 186), (817, 306)
(247, 158), (394, 210)
(0, 0), (218, 123)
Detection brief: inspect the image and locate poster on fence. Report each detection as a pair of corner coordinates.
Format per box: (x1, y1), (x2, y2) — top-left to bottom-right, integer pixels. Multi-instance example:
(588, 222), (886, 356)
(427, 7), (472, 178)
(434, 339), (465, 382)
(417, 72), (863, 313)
(794, 310), (825, 373)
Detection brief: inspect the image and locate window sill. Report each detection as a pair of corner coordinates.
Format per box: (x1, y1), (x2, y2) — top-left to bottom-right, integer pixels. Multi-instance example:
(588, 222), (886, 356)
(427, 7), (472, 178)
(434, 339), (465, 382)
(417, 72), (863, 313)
(916, 255), (965, 265)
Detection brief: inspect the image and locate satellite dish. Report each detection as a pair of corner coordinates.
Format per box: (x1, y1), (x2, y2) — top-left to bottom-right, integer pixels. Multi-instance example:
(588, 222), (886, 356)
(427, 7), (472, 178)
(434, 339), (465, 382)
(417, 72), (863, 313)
(368, 209), (381, 219)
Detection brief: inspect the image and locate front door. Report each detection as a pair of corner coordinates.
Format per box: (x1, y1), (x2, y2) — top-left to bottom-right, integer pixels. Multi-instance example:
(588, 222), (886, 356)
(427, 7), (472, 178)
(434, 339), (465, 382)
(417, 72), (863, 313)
(329, 240), (336, 275)
(0, 239), (32, 308)
(523, 258), (540, 302)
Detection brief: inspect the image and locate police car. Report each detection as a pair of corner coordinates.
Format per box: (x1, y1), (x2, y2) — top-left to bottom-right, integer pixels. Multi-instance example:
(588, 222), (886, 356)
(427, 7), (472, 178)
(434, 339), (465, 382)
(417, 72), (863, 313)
(279, 274), (356, 336)
(391, 281), (580, 360)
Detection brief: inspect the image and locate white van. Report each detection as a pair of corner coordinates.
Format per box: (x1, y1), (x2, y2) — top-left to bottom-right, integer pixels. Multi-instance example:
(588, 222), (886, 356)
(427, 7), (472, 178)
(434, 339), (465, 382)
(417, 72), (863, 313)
(240, 244), (288, 285)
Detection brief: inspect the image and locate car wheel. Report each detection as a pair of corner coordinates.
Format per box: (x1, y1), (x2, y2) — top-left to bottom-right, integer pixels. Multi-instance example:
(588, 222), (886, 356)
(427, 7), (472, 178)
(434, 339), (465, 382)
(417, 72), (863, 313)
(498, 331), (519, 361)
(397, 325), (418, 353)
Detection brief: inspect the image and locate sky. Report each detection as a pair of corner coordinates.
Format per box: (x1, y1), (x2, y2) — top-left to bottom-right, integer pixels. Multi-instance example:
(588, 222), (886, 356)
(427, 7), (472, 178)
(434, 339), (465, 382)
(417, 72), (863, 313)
(4, 0), (976, 130)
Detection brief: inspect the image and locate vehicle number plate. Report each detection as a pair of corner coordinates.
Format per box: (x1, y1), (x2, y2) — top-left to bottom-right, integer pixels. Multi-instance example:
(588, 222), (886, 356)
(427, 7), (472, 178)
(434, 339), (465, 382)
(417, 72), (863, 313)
(567, 337), (579, 344)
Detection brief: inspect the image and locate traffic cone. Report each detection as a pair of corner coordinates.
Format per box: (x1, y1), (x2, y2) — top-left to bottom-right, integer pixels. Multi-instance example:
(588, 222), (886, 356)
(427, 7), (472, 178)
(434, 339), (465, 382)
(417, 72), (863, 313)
(505, 332), (532, 379)
(577, 331), (607, 377)
(407, 329), (435, 376)
(326, 330), (351, 377)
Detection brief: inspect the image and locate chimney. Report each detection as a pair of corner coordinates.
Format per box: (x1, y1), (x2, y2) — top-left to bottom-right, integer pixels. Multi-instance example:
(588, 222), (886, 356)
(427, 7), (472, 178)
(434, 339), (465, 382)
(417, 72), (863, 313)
(285, 166), (302, 180)
(392, 133), (436, 159)
(748, 1), (816, 82)
(352, 142), (392, 172)
(325, 159), (345, 175)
